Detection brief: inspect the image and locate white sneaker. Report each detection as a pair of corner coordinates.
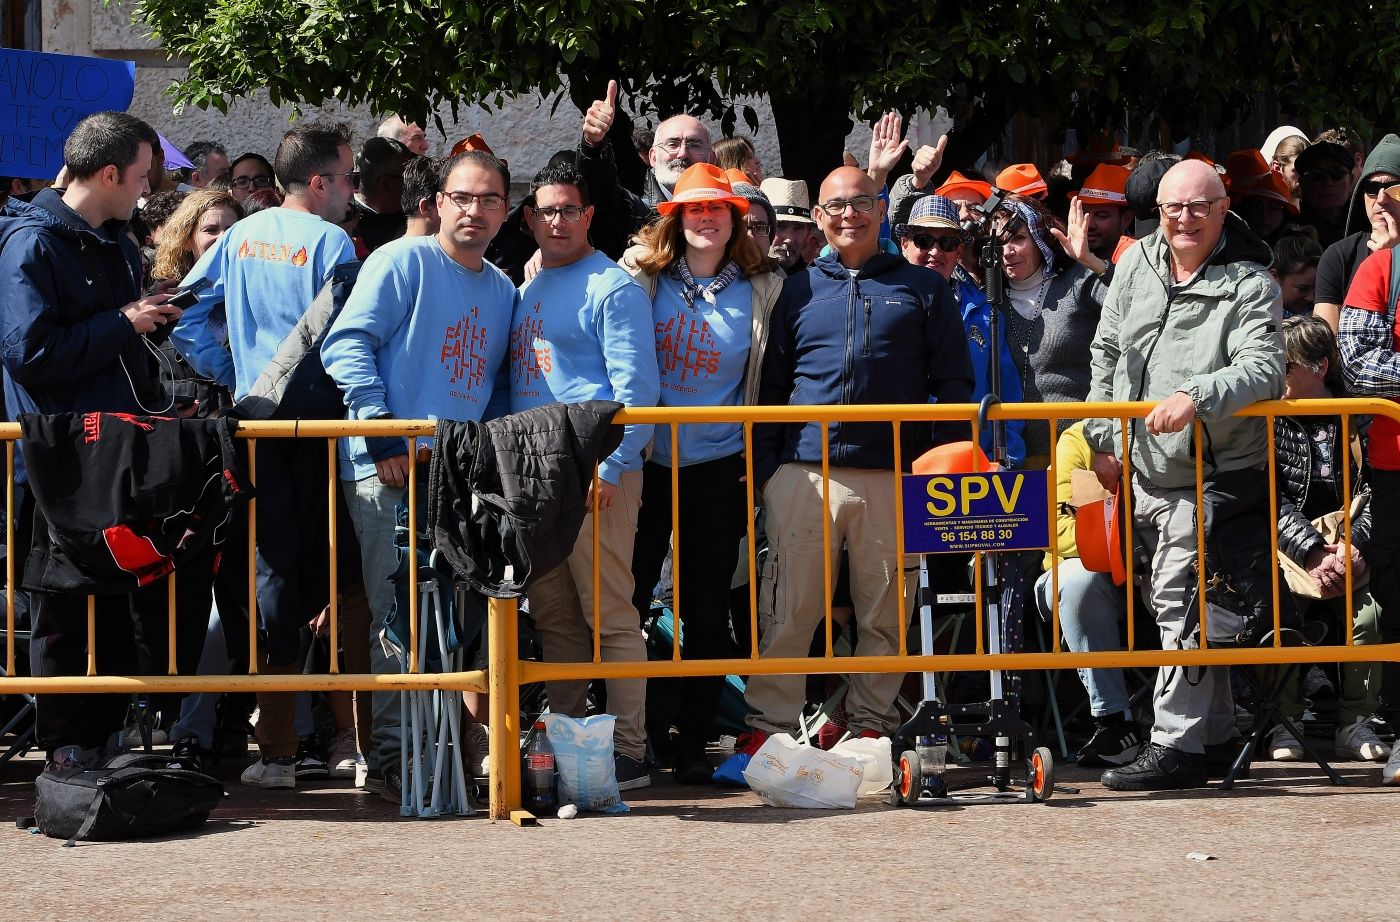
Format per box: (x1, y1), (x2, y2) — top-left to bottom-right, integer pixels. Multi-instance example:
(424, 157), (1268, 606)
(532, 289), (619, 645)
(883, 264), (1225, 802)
(240, 757), (296, 789)
(1335, 717), (1392, 762)
(1383, 744), (1400, 786)
(121, 726), (168, 747)
(327, 729), (358, 779)
(464, 722), (490, 776)
(1269, 723), (1304, 761)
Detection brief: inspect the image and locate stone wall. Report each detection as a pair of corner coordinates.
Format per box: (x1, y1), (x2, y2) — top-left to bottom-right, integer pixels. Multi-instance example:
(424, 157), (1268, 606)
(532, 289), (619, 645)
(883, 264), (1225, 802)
(47, 0), (958, 191)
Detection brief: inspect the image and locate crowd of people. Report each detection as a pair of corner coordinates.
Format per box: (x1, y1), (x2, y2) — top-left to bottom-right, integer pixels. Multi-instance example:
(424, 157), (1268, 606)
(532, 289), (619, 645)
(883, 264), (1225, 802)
(1, 94), (1399, 808)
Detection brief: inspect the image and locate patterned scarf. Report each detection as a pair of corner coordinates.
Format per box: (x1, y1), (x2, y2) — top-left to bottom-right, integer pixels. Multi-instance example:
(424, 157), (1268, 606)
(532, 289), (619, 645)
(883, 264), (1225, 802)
(1006, 201), (1058, 277)
(674, 257), (742, 308)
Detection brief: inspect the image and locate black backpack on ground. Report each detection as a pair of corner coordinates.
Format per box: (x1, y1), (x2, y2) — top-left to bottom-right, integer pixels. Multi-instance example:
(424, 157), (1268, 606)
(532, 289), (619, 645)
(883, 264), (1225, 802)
(21, 751), (225, 846)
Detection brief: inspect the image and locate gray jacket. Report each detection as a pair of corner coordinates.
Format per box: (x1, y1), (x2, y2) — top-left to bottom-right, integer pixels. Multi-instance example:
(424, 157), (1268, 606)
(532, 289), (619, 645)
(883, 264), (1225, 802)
(1083, 214), (1285, 489)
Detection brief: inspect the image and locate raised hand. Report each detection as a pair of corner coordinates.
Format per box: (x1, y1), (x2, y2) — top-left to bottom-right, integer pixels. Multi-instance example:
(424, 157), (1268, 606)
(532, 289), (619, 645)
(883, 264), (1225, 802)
(911, 135), (948, 189)
(582, 79), (619, 148)
(866, 111), (910, 185)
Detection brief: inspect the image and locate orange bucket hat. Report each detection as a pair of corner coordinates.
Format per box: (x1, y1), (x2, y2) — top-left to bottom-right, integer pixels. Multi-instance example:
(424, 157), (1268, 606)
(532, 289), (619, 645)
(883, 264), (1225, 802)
(1077, 164), (1130, 207)
(934, 170), (992, 202)
(911, 441), (999, 475)
(1076, 486), (1126, 586)
(656, 163), (750, 216)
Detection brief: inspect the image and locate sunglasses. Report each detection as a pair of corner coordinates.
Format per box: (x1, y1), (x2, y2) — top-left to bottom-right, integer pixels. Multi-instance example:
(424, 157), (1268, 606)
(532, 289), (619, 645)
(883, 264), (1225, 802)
(907, 233), (961, 252)
(1302, 166), (1349, 182)
(1361, 178), (1400, 198)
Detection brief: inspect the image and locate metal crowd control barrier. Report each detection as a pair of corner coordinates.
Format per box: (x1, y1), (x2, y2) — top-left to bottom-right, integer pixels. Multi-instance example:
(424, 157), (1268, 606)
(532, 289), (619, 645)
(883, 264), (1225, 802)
(0, 401), (1396, 824)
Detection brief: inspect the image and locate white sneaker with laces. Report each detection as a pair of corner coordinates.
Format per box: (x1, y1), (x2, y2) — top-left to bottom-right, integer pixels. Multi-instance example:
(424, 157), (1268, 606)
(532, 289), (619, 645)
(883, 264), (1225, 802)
(1383, 743), (1400, 786)
(327, 729), (358, 779)
(241, 757), (296, 789)
(1335, 717), (1392, 762)
(1268, 723), (1304, 761)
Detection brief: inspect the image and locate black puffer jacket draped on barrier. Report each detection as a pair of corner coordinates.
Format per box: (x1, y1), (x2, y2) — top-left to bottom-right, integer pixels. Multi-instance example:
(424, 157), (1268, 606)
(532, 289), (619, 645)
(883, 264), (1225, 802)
(428, 401), (623, 598)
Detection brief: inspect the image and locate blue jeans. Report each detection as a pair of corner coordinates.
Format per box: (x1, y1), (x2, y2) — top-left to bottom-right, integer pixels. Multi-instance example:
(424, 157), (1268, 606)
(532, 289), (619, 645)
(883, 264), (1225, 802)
(341, 473), (409, 772)
(1034, 558), (1131, 718)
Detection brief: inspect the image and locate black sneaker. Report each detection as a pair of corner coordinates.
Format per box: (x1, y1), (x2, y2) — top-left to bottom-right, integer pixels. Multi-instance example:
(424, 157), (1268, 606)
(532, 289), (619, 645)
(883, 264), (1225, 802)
(168, 736), (206, 773)
(1101, 742), (1208, 791)
(379, 766), (403, 804)
(1203, 739), (1245, 779)
(615, 753), (652, 791)
(294, 738), (329, 779)
(671, 740), (714, 786)
(1075, 715), (1143, 768)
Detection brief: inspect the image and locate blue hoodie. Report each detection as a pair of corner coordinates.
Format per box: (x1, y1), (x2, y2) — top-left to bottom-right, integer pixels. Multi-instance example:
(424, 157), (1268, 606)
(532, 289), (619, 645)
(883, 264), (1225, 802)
(753, 250), (974, 486)
(951, 267), (1027, 468)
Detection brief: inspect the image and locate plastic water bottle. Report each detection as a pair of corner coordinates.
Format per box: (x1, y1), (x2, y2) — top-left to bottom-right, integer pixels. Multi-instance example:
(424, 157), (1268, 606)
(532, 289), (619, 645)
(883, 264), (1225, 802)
(525, 721), (556, 814)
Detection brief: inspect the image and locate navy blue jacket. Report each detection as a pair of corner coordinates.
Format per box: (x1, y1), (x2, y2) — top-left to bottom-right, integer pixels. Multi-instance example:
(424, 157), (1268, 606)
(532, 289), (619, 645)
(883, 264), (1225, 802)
(754, 250), (974, 485)
(0, 189), (161, 423)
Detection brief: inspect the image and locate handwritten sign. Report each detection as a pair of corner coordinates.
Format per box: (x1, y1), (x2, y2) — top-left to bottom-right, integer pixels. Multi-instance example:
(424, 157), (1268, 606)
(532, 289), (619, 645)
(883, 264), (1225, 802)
(0, 49), (136, 180)
(902, 470), (1051, 554)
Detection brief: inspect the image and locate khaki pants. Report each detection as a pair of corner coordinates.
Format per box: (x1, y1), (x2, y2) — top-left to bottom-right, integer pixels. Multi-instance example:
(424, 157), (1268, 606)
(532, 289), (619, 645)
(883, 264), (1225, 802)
(526, 470), (647, 759)
(745, 463), (916, 736)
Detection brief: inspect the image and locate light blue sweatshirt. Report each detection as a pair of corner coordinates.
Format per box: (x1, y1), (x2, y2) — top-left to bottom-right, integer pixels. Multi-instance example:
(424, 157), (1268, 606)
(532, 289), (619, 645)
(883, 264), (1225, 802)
(172, 207), (357, 398)
(509, 249), (660, 484)
(321, 235), (518, 480)
(650, 273), (751, 466)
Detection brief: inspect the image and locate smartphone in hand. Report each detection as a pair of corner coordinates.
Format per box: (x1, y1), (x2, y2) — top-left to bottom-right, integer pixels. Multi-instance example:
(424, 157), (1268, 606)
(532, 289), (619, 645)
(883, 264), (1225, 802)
(166, 278), (211, 310)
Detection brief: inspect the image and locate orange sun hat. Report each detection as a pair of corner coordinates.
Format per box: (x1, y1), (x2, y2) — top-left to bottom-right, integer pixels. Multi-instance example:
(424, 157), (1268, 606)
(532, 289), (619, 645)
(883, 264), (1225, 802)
(997, 163), (1048, 197)
(1077, 164), (1130, 207)
(934, 170), (993, 202)
(656, 163), (750, 216)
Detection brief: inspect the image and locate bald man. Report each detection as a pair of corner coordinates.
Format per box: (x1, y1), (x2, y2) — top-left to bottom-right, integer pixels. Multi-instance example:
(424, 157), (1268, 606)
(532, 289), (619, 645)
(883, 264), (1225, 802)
(1085, 159), (1285, 791)
(377, 115), (429, 156)
(644, 114), (714, 208)
(739, 166), (974, 749)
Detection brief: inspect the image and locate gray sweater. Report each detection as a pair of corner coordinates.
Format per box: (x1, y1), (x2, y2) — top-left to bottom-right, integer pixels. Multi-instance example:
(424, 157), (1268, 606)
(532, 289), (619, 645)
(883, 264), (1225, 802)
(999, 262), (1108, 461)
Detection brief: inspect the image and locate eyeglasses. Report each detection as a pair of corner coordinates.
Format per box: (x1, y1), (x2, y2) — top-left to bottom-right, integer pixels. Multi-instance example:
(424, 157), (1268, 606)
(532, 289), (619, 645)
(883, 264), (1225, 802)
(1361, 178), (1400, 198)
(231, 174), (274, 190)
(1302, 166), (1350, 182)
(817, 195), (877, 216)
(443, 191), (506, 211)
(744, 220), (771, 236)
(319, 170), (361, 189)
(530, 204), (587, 222)
(656, 138), (708, 155)
(681, 201), (729, 216)
(1156, 198), (1224, 220)
(907, 233), (961, 252)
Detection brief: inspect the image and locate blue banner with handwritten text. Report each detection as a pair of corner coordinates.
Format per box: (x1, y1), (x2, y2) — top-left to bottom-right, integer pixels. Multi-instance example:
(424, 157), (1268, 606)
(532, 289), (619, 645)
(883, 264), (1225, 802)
(0, 49), (136, 180)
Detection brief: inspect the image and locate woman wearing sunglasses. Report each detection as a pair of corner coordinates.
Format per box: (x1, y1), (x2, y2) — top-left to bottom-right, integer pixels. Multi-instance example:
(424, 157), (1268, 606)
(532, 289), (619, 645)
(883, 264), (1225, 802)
(620, 163), (782, 784)
(896, 194), (1026, 468)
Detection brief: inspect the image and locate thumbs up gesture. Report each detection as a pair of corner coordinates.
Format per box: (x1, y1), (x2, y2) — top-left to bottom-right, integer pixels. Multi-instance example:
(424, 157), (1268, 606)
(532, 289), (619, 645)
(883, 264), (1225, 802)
(582, 80), (619, 148)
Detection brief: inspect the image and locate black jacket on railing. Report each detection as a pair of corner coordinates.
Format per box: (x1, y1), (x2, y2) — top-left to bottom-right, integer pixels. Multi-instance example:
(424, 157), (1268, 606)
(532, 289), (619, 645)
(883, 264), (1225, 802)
(1274, 413), (1371, 566)
(428, 400), (622, 598)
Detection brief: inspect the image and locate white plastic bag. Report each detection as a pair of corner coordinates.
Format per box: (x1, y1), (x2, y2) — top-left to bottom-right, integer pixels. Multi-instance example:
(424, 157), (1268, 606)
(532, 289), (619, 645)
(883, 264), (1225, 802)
(742, 734), (865, 808)
(829, 736), (893, 796)
(542, 714), (629, 814)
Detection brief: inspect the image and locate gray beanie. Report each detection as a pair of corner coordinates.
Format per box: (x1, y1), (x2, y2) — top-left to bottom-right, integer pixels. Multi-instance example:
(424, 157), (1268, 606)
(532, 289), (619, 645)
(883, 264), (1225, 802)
(731, 181), (775, 229)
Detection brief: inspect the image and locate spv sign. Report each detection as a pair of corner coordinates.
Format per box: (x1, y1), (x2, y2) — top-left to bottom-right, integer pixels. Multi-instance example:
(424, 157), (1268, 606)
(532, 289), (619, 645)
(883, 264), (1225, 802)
(902, 470), (1051, 554)
(0, 49), (136, 180)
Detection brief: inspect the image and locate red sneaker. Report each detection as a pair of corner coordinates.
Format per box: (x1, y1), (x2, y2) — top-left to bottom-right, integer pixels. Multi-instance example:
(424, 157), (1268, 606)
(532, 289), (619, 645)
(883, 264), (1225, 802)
(815, 720), (848, 750)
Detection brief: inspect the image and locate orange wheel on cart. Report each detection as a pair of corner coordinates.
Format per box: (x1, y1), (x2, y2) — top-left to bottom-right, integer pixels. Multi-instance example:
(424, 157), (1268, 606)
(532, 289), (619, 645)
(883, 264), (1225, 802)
(1027, 746), (1054, 803)
(893, 749), (920, 806)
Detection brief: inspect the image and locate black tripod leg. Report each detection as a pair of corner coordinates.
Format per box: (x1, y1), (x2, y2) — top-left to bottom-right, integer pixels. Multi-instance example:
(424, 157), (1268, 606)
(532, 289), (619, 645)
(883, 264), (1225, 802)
(1220, 720), (1265, 790)
(1276, 713), (1347, 786)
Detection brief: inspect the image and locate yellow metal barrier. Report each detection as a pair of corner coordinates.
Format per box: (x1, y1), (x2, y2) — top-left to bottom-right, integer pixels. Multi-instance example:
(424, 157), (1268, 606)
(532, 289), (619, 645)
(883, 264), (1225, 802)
(0, 401), (1394, 824)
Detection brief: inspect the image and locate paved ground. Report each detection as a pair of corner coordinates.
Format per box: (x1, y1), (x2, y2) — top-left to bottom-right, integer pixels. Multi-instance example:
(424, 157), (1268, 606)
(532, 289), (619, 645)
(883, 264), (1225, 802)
(2, 749), (1396, 920)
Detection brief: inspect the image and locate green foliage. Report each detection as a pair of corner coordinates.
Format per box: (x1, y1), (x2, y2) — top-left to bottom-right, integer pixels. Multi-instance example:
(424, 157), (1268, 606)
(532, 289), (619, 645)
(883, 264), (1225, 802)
(128, 0), (1400, 142)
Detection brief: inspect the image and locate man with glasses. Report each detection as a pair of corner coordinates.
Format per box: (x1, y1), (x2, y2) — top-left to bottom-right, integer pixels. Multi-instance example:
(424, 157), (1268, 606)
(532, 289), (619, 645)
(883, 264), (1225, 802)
(322, 149), (516, 801)
(644, 114), (714, 212)
(1314, 134), (1400, 332)
(740, 167), (973, 752)
(1297, 139), (1358, 248)
(172, 121), (360, 791)
(1085, 159), (1284, 791)
(508, 162), (660, 789)
(228, 153), (278, 203)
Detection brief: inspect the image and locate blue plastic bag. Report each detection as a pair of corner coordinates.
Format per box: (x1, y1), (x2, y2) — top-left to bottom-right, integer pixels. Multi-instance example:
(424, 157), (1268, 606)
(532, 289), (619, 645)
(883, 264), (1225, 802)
(712, 750), (751, 787)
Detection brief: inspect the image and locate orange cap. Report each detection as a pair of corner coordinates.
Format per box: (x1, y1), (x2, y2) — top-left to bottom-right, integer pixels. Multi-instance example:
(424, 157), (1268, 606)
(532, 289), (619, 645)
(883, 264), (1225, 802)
(723, 168), (752, 188)
(656, 163), (750, 216)
(934, 170), (992, 202)
(996, 163), (1048, 197)
(911, 441), (999, 475)
(1225, 149), (1272, 188)
(1076, 488), (1126, 585)
(451, 133), (495, 157)
(1076, 164), (1130, 207)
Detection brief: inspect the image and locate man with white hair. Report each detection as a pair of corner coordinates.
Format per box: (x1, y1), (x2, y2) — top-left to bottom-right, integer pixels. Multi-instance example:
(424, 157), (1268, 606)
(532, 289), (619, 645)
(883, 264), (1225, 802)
(1085, 159), (1285, 791)
(377, 115), (429, 156)
(642, 114), (714, 211)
